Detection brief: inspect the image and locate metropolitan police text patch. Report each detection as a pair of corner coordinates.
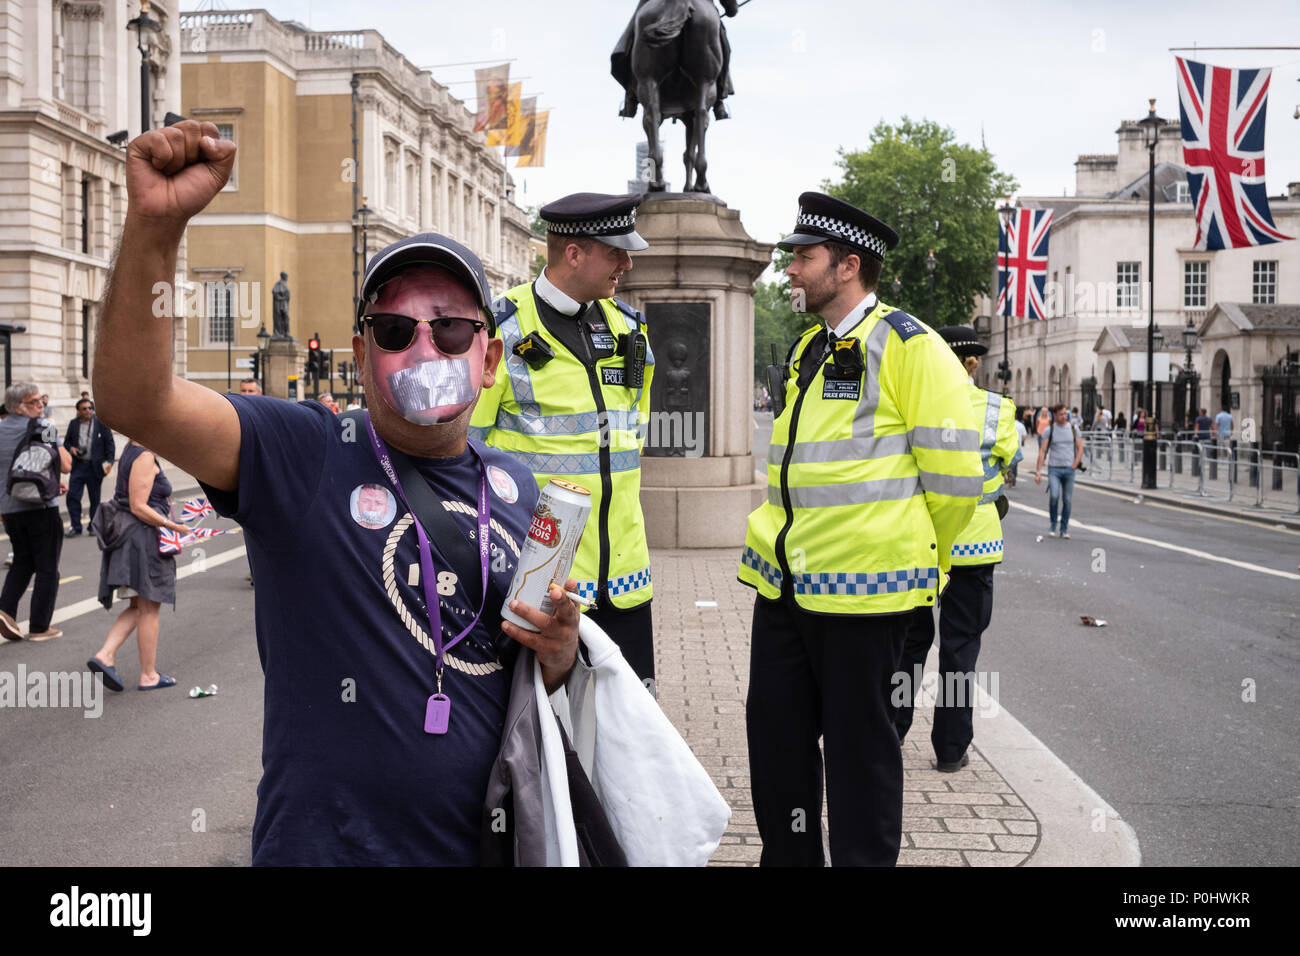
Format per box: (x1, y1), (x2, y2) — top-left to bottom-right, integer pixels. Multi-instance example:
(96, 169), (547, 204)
(822, 378), (861, 400)
(602, 367), (626, 386)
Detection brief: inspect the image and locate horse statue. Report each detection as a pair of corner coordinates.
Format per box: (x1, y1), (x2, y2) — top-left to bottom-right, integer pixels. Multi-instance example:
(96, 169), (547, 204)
(611, 0), (738, 194)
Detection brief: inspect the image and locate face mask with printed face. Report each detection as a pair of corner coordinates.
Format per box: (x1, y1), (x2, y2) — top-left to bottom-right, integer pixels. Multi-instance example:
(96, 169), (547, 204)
(379, 358), (477, 425)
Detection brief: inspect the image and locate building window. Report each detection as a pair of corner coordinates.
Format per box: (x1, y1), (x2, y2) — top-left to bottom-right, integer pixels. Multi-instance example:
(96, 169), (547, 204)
(429, 168), (441, 228)
(384, 141), (399, 211)
(1253, 260), (1277, 305)
(205, 280), (233, 346)
(82, 303), (91, 379)
(1175, 181), (1191, 203)
(215, 124), (237, 190)
(1116, 261), (1140, 309)
(81, 177), (90, 254)
(1183, 260), (1208, 308)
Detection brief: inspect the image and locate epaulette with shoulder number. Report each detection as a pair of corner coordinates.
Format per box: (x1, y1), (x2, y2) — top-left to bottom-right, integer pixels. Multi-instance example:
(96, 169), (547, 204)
(612, 298), (642, 325)
(492, 295), (518, 329)
(881, 309), (927, 342)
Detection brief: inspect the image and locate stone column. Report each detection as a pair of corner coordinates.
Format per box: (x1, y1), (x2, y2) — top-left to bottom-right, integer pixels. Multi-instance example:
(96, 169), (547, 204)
(616, 196), (773, 548)
(265, 338), (304, 401)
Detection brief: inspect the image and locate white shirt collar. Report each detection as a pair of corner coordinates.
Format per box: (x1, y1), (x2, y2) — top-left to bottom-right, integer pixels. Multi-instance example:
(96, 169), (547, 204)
(828, 291), (877, 338)
(535, 268), (585, 317)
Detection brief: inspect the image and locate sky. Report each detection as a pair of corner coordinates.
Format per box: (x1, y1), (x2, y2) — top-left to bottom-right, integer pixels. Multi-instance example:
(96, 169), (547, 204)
(261, 0), (1300, 248)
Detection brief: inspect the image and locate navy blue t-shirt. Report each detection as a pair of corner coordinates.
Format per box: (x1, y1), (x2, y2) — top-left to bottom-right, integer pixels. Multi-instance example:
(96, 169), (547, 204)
(201, 396), (539, 866)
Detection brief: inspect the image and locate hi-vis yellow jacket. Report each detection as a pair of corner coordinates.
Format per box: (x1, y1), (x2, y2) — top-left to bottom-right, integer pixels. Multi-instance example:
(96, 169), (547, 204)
(739, 302), (982, 615)
(950, 384), (1021, 567)
(470, 283), (655, 609)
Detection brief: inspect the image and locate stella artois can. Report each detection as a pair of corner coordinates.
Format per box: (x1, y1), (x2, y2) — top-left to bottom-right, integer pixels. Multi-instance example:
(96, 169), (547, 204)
(501, 479), (592, 631)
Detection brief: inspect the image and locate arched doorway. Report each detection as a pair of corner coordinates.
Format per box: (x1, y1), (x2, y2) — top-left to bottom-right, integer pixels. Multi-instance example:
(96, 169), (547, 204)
(1210, 349), (1231, 412)
(1048, 366), (1058, 405)
(1061, 364), (1071, 407)
(1015, 368), (1022, 403)
(1103, 361), (1116, 412)
(1025, 367), (1033, 406)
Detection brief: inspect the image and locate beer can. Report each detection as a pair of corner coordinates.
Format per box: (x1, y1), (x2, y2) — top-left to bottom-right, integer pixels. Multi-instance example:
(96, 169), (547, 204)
(501, 479), (592, 631)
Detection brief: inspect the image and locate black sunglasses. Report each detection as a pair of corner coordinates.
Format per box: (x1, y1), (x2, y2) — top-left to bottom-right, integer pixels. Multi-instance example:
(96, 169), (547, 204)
(362, 313), (486, 354)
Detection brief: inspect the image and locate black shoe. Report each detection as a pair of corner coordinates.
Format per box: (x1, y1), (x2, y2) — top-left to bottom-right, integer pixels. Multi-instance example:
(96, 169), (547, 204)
(67, 527), (82, 537)
(934, 753), (969, 773)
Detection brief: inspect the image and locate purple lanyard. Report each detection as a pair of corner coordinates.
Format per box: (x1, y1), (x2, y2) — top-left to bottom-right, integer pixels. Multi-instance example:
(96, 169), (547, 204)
(364, 414), (490, 731)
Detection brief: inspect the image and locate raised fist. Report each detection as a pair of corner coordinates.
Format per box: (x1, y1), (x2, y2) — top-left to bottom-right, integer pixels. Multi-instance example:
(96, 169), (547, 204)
(124, 120), (237, 236)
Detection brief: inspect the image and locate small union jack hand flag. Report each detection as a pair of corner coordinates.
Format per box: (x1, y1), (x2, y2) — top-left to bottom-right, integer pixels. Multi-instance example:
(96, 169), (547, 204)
(181, 497), (214, 523)
(188, 528), (226, 540)
(158, 527), (192, 554)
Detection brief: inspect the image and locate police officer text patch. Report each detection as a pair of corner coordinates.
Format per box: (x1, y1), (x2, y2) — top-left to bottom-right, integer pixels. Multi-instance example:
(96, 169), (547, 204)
(822, 378), (861, 400)
(601, 367), (626, 386)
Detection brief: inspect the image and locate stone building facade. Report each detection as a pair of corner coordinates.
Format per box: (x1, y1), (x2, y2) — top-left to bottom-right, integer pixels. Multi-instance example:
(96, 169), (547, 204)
(0, 0), (183, 413)
(977, 112), (1300, 436)
(178, 8), (532, 397)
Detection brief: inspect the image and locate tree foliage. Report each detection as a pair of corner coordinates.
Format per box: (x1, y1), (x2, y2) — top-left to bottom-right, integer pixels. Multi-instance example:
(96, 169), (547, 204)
(829, 117), (1016, 328)
(752, 118), (1016, 382)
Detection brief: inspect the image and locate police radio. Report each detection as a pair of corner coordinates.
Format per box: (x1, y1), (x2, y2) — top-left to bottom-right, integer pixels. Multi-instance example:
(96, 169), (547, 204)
(616, 331), (647, 389)
(765, 343), (789, 417)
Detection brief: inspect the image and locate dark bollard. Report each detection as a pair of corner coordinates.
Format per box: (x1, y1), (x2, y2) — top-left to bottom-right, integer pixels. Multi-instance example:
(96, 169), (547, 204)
(1273, 442), (1284, 491)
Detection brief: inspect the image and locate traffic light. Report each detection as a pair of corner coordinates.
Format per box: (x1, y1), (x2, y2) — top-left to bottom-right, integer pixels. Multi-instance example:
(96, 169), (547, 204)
(250, 351), (260, 380)
(307, 335), (321, 379)
(997, 359), (1012, 384)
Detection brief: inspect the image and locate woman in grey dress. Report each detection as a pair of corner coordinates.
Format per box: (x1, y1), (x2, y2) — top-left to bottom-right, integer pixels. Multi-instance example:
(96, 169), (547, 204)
(86, 441), (190, 692)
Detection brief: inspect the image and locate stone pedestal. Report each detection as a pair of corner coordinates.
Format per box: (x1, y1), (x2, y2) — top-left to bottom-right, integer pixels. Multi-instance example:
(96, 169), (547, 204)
(618, 197), (773, 548)
(265, 337), (306, 401)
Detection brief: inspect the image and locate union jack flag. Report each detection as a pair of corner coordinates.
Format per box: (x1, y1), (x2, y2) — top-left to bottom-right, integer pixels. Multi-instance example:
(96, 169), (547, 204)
(158, 528), (191, 554)
(189, 528), (225, 540)
(180, 497), (214, 523)
(1175, 57), (1293, 250)
(996, 208), (1053, 320)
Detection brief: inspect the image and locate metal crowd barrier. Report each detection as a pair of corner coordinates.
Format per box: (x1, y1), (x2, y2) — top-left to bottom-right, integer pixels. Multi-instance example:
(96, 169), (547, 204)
(1075, 432), (1300, 514)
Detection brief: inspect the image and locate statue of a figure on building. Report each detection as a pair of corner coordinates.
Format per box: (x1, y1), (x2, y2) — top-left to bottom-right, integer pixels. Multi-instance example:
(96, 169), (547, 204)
(610, 0), (739, 194)
(272, 271), (291, 339)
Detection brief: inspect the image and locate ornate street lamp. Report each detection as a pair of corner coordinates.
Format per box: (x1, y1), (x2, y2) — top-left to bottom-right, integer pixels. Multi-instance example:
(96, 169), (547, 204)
(222, 270), (234, 392)
(127, 1), (161, 134)
(925, 249), (937, 328)
(997, 201), (1016, 392)
(1138, 99), (1165, 488)
(256, 323), (271, 395)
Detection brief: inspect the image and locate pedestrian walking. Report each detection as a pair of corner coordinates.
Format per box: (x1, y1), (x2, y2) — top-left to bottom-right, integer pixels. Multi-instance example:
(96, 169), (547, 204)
(895, 325), (1021, 772)
(1115, 410), (1127, 433)
(739, 192), (982, 866)
(63, 397), (115, 537)
(470, 192), (658, 683)
(317, 392), (341, 414)
(86, 441), (191, 692)
(91, 120), (582, 865)
(1034, 403), (1084, 538)
(1010, 407), (1028, 486)
(0, 385), (71, 642)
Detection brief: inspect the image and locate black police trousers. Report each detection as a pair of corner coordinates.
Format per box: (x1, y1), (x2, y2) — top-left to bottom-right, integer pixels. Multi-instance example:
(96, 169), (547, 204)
(588, 597), (654, 685)
(893, 563), (995, 764)
(745, 594), (906, 866)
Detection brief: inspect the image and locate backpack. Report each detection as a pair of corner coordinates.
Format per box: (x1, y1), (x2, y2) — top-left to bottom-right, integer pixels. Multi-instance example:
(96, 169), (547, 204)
(7, 417), (61, 504)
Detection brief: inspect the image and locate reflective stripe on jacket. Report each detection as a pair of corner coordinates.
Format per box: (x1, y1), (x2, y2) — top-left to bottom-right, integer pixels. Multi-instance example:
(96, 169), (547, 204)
(950, 385), (1021, 567)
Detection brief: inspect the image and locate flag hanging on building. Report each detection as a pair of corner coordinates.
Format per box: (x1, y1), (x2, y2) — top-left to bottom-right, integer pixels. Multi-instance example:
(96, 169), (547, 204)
(486, 83), (523, 146)
(472, 64), (510, 133)
(1174, 57), (1293, 250)
(514, 111), (549, 168)
(498, 94), (535, 151)
(996, 208), (1053, 320)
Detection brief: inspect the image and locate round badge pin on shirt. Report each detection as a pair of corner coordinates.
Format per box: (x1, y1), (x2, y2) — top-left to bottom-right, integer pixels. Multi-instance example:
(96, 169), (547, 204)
(487, 465), (519, 504)
(351, 483), (397, 529)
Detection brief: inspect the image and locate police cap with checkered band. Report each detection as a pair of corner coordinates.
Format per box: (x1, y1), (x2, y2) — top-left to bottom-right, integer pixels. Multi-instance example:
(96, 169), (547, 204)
(541, 192), (649, 251)
(777, 192), (900, 263)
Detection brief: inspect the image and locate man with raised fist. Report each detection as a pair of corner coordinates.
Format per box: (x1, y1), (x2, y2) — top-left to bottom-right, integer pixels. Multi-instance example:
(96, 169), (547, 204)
(93, 121), (580, 866)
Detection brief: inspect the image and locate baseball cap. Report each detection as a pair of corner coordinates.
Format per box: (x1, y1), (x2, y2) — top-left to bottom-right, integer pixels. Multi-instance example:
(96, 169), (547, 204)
(357, 233), (495, 333)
